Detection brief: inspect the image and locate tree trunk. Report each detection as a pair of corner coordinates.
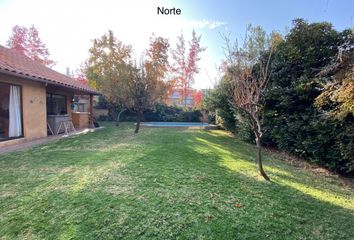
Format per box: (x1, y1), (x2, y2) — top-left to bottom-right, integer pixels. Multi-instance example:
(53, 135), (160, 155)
(89, 94), (94, 128)
(115, 109), (126, 127)
(184, 84), (188, 107)
(255, 136), (270, 181)
(134, 110), (142, 133)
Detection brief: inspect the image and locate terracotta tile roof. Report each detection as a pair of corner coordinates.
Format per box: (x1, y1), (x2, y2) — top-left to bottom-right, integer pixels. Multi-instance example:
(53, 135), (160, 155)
(0, 45), (99, 94)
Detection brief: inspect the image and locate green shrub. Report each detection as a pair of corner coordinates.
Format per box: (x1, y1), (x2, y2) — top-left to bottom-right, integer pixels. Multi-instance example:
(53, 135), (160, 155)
(263, 19), (353, 174)
(204, 19), (354, 174)
(143, 103), (203, 122)
(215, 109), (236, 133)
(97, 114), (113, 121)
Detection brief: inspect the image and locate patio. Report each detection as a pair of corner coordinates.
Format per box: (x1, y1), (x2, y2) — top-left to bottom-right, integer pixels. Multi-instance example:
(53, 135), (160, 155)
(0, 45), (100, 149)
(0, 127), (103, 155)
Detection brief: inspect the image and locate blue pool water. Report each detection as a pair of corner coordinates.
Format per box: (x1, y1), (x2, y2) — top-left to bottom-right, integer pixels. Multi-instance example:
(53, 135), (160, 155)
(141, 122), (209, 127)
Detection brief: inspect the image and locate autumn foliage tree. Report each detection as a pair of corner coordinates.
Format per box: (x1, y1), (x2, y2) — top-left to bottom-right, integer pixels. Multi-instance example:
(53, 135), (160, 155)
(193, 90), (203, 108)
(6, 25), (55, 67)
(85, 30), (132, 126)
(145, 35), (171, 99)
(171, 30), (206, 106)
(126, 35), (170, 133)
(225, 25), (277, 181)
(74, 65), (89, 86)
(85, 32), (169, 132)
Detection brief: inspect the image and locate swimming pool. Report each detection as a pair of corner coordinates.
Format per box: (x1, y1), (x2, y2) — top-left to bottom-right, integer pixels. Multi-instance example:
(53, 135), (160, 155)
(141, 122), (210, 128)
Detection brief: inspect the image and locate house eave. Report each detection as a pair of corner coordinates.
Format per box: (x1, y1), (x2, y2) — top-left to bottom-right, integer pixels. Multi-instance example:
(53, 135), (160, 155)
(0, 68), (100, 95)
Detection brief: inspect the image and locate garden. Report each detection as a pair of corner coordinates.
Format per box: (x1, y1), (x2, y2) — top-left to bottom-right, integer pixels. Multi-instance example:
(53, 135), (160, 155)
(0, 1), (353, 239)
(1, 123), (353, 239)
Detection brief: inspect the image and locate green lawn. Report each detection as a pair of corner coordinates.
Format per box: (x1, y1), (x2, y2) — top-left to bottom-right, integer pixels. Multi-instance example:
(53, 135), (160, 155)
(1, 123), (353, 239)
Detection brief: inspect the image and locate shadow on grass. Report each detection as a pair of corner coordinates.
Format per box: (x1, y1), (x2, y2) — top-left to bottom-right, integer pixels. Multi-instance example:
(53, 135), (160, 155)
(116, 129), (354, 239)
(0, 123), (353, 239)
(191, 131), (354, 208)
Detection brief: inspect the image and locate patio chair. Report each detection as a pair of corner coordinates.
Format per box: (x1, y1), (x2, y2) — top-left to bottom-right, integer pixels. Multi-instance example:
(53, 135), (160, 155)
(56, 120), (76, 135)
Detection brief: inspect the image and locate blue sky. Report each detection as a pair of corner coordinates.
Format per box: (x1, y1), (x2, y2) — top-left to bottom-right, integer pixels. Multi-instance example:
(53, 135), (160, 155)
(0, 0), (353, 89)
(176, 0), (353, 30)
(175, 0), (353, 87)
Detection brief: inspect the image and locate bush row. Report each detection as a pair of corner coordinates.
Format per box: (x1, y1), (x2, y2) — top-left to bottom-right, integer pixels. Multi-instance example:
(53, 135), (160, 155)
(204, 19), (354, 174)
(96, 103), (203, 123)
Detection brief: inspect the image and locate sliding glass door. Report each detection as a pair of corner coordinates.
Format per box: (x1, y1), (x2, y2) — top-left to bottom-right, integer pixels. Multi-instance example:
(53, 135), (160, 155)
(0, 82), (23, 141)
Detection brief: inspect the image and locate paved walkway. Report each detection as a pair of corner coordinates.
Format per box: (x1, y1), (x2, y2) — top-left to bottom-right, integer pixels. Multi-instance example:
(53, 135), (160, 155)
(0, 127), (104, 155)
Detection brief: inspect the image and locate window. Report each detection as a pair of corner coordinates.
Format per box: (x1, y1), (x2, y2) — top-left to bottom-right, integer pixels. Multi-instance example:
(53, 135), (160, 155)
(0, 82), (23, 141)
(46, 93), (67, 115)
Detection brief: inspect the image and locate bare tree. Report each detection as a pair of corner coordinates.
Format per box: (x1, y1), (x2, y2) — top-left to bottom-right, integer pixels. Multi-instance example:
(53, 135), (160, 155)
(225, 25), (279, 181)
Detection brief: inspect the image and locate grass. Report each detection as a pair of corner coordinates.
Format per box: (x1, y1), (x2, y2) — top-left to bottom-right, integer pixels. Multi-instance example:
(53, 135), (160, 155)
(0, 122), (353, 239)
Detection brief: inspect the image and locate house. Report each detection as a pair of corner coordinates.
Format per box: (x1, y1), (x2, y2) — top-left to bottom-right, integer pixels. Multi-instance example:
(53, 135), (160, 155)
(165, 88), (196, 107)
(165, 88), (208, 108)
(0, 45), (99, 148)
